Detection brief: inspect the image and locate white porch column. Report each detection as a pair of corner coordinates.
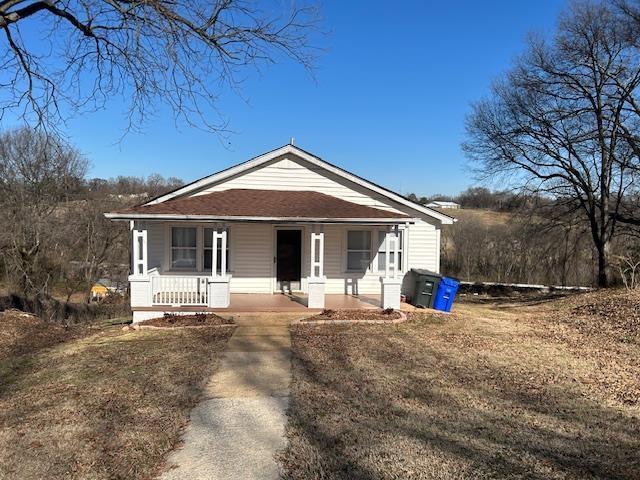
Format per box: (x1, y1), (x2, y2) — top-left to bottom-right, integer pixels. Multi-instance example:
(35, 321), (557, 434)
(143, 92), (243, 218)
(380, 225), (402, 310)
(129, 221), (151, 309)
(131, 221), (148, 277)
(208, 225), (231, 308)
(307, 225), (326, 309)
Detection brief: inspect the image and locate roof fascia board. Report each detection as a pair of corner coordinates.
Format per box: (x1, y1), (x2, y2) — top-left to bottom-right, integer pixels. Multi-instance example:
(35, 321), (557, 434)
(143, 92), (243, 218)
(104, 212), (415, 224)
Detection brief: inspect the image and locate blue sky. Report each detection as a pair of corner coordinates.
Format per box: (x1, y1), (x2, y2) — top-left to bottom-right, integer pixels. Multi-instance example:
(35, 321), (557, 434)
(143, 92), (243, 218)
(14, 0), (566, 196)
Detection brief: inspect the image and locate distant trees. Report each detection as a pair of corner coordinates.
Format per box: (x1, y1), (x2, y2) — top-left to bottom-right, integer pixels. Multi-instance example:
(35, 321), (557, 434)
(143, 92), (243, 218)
(405, 192), (455, 206)
(406, 185), (639, 287)
(441, 212), (597, 287)
(0, 127), (180, 301)
(463, 0), (640, 287)
(86, 174), (183, 198)
(405, 186), (534, 211)
(455, 187), (521, 211)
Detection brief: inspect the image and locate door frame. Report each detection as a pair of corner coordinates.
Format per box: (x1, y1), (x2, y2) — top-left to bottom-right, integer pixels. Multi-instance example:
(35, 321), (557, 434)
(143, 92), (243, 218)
(272, 226), (305, 292)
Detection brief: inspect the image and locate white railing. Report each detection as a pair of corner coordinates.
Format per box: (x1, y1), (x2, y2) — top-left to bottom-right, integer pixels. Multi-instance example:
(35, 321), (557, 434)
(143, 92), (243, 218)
(151, 276), (209, 306)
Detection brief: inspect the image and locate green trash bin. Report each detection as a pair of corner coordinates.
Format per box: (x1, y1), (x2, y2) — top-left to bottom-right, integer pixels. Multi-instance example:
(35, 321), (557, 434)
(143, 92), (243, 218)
(412, 269), (442, 309)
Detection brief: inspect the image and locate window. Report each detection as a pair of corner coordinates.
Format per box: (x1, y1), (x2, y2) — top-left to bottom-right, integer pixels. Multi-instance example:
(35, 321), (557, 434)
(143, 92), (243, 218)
(171, 227), (197, 269)
(346, 231), (371, 272)
(204, 228), (230, 273)
(378, 230), (403, 271)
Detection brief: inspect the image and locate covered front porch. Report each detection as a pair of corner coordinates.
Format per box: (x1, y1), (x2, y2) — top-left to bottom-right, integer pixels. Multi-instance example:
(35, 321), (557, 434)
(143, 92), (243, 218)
(125, 218), (407, 321)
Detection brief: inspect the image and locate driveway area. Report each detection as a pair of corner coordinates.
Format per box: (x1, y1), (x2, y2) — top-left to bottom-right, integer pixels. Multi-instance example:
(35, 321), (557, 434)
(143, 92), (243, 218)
(159, 313), (305, 480)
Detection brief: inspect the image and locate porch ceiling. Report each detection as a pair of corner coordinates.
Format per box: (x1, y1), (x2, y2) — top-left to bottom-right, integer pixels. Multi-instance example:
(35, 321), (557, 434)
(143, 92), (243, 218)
(106, 189), (411, 223)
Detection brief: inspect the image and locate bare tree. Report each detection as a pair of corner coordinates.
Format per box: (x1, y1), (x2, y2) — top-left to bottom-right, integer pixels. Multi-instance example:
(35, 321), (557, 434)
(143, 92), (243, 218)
(441, 211), (597, 287)
(0, 0), (320, 132)
(613, 246), (640, 290)
(59, 194), (128, 302)
(0, 127), (87, 296)
(464, 0), (640, 287)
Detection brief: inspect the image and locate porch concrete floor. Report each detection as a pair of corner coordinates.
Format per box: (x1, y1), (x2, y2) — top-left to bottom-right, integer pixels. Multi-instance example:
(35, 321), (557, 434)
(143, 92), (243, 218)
(134, 293), (381, 313)
(228, 293), (381, 311)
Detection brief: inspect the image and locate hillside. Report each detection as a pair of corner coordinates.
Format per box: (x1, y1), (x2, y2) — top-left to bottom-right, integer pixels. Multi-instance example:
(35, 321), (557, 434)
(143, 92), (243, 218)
(433, 207), (514, 226)
(434, 206), (596, 287)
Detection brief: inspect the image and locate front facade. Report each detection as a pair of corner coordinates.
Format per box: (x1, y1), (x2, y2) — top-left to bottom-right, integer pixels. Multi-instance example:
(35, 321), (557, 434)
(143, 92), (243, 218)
(106, 144), (454, 322)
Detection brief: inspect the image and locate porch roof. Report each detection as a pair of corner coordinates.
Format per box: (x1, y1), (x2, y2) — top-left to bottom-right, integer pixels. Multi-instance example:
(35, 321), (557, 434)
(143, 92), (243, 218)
(106, 189), (412, 223)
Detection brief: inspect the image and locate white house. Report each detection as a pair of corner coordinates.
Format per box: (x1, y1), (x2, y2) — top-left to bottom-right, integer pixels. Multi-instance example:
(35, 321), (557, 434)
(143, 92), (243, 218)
(105, 144), (455, 322)
(425, 200), (460, 209)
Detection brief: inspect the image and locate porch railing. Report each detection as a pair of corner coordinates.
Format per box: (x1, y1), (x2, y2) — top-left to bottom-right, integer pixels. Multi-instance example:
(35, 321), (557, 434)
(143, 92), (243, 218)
(151, 275), (209, 306)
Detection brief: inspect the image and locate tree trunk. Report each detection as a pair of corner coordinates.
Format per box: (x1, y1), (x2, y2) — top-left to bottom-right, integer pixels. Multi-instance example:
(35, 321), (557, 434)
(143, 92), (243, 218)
(597, 238), (611, 287)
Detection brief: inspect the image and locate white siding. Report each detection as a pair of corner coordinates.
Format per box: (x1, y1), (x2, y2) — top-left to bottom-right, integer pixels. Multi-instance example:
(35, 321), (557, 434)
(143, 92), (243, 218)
(138, 219), (440, 296)
(229, 223), (273, 293)
(302, 222), (439, 296)
(147, 222), (164, 270)
(320, 225), (377, 294)
(406, 220), (439, 272)
(402, 220), (440, 294)
(193, 156), (406, 214)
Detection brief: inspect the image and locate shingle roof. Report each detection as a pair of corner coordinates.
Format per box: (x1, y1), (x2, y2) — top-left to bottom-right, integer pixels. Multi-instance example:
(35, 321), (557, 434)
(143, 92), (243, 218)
(138, 144), (455, 225)
(110, 189), (409, 219)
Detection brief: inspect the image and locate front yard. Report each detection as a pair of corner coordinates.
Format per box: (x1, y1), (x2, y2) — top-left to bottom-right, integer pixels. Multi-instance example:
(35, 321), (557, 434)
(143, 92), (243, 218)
(2, 289), (639, 479)
(0, 312), (233, 480)
(280, 290), (640, 479)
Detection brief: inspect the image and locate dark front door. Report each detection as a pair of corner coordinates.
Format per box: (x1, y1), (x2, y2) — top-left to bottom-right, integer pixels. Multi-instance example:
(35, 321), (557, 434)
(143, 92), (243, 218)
(276, 229), (302, 291)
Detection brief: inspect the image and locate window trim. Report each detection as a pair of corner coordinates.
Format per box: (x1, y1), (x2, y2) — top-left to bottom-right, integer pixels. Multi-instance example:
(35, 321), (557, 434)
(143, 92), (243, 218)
(344, 229), (373, 273)
(164, 223), (232, 273)
(170, 226), (198, 271)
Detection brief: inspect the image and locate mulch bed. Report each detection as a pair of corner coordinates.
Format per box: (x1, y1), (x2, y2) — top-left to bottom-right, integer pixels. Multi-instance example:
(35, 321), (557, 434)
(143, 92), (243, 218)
(299, 308), (404, 324)
(140, 313), (234, 328)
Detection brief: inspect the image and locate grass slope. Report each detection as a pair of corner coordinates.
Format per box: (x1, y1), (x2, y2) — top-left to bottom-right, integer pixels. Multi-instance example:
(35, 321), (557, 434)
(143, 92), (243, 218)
(280, 290), (640, 479)
(443, 207), (513, 226)
(0, 321), (233, 480)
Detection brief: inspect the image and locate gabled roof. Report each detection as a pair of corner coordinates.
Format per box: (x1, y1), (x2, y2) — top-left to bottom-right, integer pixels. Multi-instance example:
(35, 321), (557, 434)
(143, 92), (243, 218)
(107, 189), (410, 223)
(141, 144), (455, 224)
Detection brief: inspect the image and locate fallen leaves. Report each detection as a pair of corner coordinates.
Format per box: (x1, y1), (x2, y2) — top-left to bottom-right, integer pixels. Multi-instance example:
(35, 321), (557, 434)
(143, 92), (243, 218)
(281, 291), (640, 479)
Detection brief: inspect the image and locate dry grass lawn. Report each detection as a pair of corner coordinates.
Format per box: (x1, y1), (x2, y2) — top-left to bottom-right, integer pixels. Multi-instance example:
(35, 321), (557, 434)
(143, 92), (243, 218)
(280, 290), (640, 479)
(0, 315), (233, 480)
(0, 309), (76, 361)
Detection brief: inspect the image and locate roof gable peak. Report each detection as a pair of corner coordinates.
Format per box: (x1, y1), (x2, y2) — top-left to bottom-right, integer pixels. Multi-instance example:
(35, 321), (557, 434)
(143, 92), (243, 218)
(144, 144), (454, 224)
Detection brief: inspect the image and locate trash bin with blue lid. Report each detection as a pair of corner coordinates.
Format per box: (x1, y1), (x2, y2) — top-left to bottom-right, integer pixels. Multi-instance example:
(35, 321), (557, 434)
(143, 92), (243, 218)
(433, 277), (460, 312)
(411, 268), (442, 309)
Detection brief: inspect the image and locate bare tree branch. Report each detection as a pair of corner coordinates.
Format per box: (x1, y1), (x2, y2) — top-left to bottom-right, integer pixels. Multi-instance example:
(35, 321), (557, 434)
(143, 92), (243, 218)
(464, 0), (640, 287)
(0, 0), (322, 134)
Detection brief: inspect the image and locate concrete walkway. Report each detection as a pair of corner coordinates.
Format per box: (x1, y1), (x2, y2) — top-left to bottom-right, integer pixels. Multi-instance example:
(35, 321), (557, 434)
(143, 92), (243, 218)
(159, 313), (302, 480)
